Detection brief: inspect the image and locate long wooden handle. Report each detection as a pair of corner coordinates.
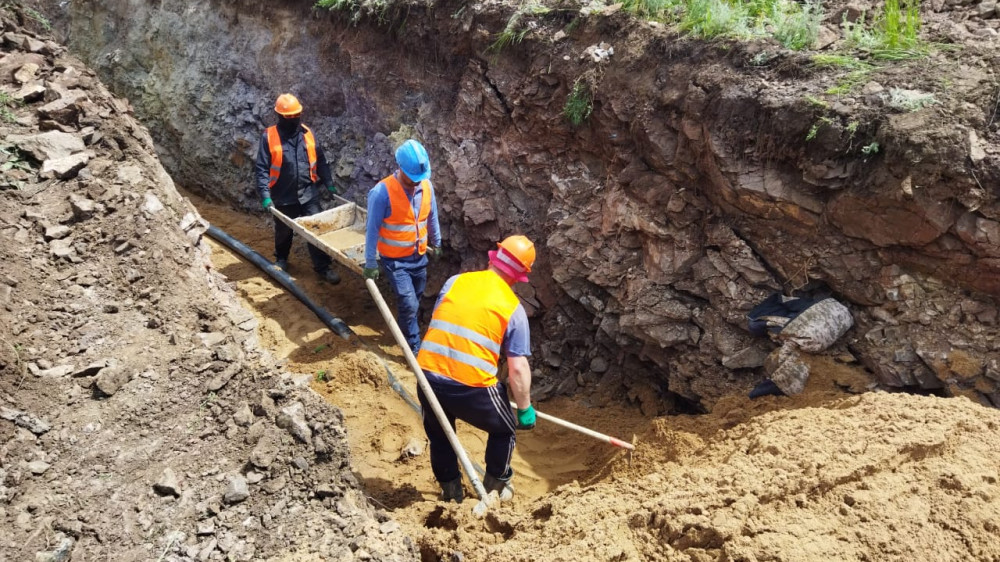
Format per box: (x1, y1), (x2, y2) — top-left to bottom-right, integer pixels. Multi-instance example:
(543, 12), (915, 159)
(511, 401), (635, 450)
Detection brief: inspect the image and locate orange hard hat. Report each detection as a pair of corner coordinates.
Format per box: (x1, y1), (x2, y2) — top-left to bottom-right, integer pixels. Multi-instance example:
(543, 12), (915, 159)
(489, 235), (535, 283)
(274, 93), (303, 117)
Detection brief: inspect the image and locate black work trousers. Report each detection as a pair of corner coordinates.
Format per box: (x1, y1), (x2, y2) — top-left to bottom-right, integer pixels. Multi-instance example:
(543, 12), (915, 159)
(273, 198), (332, 273)
(417, 374), (517, 484)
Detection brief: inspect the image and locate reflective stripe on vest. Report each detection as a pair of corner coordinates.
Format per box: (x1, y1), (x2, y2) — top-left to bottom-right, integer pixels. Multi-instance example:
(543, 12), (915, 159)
(266, 125), (319, 189)
(417, 270), (521, 387)
(376, 174), (431, 258)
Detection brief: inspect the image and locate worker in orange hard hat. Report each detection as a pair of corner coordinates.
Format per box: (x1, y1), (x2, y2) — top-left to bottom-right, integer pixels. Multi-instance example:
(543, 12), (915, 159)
(255, 93), (342, 284)
(414, 235), (537, 504)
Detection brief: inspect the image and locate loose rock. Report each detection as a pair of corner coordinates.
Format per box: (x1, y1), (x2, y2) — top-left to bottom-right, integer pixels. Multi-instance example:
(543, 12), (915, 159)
(223, 475), (249, 504)
(154, 468), (181, 497)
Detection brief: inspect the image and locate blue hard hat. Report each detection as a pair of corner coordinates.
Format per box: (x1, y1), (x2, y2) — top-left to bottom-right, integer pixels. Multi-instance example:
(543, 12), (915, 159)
(395, 139), (431, 183)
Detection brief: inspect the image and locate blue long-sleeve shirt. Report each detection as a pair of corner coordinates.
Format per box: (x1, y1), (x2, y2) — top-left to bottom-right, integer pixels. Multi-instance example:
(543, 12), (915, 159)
(365, 176), (441, 268)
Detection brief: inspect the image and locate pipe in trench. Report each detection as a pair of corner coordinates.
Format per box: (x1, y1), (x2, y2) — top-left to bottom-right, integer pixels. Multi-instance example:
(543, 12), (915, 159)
(204, 223), (420, 410)
(205, 224), (353, 340)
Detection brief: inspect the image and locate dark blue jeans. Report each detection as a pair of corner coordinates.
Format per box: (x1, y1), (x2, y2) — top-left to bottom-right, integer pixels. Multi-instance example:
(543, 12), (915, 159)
(382, 254), (427, 353)
(274, 197), (332, 273)
(417, 374), (517, 484)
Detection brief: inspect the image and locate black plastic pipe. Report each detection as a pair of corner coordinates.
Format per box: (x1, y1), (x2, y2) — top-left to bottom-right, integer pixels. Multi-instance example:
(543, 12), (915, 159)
(205, 224), (352, 340)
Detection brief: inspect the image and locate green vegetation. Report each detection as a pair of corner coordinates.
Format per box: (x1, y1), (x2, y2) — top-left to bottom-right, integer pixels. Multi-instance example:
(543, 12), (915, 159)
(0, 145), (32, 173)
(804, 94), (828, 109)
(617, 0), (822, 50)
(861, 141), (880, 155)
(679, 0), (743, 39)
(487, 3), (550, 54)
(622, 0), (679, 19)
(805, 116), (833, 141)
(843, 0), (927, 60)
(771, 2), (822, 50)
(0, 91), (18, 123)
(563, 79), (593, 126)
(825, 69), (873, 95)
(23, 6), (50, 30)
(315, 370), (329, 382)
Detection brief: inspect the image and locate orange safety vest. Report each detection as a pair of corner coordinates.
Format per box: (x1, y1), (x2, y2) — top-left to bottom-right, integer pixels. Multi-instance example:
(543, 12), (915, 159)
(266, 125), (319, 188)
(417, 270), (521, 387)
(375, 174), (431, 259)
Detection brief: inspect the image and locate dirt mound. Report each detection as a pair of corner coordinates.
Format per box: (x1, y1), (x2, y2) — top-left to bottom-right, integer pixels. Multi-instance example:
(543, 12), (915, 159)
(0, 5), (416, 561)
(407, 392), (1000, 561)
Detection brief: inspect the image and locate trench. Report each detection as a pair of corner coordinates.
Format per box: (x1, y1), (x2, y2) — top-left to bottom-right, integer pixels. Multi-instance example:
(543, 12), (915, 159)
(2, 0), (997, 557)
(188, 190), (650, 535)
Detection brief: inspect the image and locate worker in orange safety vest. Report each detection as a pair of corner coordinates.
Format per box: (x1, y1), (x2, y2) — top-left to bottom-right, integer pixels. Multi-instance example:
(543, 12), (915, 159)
(415, 235), (537, 503)
(255, 93), (342, 284)
(363, 139), (442, 353)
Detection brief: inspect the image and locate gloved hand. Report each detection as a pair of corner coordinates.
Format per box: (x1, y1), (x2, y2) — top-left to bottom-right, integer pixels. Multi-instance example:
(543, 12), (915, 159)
(363, 267), (380, 281)
(427, 246), (442, 260)
(262, 197), (273, 210)
(327, 185), (339, 196)
(515, 405), (536, 430)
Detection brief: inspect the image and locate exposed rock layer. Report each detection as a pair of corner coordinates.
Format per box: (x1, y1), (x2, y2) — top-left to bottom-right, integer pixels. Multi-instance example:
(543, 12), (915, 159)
(50, 0), (1000, 410)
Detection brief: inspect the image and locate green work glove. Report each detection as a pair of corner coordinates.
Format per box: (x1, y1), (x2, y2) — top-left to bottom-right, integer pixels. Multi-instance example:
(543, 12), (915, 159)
(427, 246), (442, 260)
(515, 405), (536, 430)
(327, 184), (339, 195)
(363, 267), (380, 280)
(262, 197), (273, 210)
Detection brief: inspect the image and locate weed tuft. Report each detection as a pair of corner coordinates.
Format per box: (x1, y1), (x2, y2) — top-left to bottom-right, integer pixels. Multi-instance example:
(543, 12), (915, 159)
(563, 80), (593, 126)
(804, 94), (828, 109)
(0, 91), (18, 123)
(843, 0), (928, 60)
(487, 3), (549, 54)
(23, 6), (50, 30)
(805, 116), (833, 141)
(771, 1), (822, 50)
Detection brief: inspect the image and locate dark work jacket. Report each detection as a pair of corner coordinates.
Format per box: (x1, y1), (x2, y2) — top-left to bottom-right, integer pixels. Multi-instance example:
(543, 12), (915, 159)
(255, 124), (333, 206)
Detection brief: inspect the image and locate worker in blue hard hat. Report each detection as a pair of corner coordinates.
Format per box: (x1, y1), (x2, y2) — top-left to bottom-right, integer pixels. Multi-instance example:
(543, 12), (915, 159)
(364, 139), (442, 353)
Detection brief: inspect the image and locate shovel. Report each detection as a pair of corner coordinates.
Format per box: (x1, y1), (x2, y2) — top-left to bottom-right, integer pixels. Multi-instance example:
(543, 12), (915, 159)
(364, 278), (494, 516)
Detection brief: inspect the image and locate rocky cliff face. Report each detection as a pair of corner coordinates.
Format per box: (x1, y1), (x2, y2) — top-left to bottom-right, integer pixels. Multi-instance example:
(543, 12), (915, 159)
(50, 0), (1000, 410)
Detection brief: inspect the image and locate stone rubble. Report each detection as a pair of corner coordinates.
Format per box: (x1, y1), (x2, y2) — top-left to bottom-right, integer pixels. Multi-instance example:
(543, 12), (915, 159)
(0, 6), (416, 561)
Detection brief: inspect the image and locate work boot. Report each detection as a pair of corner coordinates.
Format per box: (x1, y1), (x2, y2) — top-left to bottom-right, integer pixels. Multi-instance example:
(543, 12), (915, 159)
(439, 478), (464, 503)
(274, 258), (289, 272)
(318, 268), (341, 285)
(483, 472), (513, 502)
